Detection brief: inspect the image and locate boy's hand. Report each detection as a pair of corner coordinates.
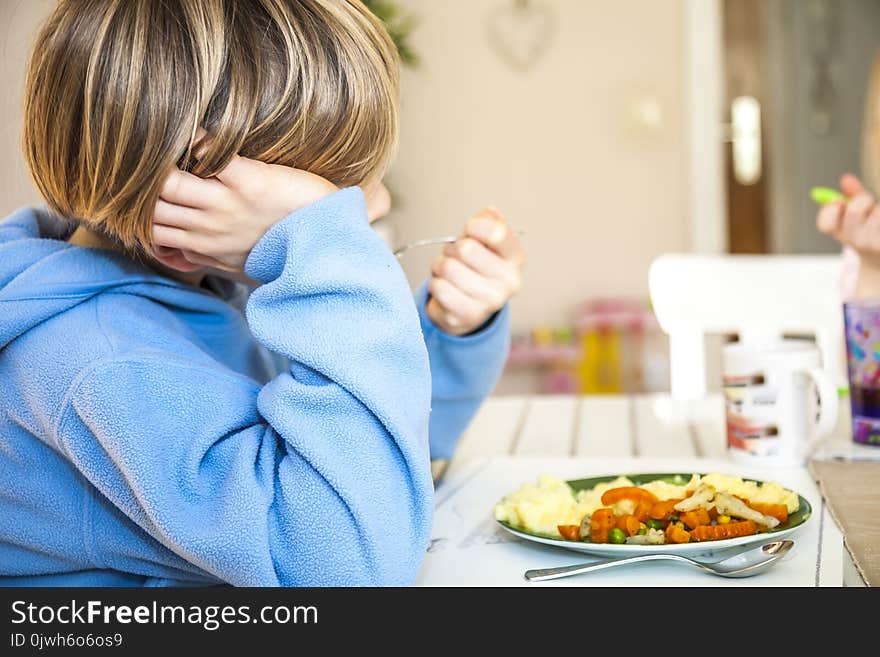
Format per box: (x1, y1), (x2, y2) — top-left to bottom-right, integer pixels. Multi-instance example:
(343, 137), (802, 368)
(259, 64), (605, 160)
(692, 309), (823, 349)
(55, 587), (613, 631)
(152, 154), (337, 272)
(427, 207), (524, 336)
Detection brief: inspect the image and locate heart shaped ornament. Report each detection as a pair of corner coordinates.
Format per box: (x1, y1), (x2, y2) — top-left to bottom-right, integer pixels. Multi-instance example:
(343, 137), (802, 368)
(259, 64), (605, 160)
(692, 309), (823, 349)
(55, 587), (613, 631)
(486, 0), (557, 71)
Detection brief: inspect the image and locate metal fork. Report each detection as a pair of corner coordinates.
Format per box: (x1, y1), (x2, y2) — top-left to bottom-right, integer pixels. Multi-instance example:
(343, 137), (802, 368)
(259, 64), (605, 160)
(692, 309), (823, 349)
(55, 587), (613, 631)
(393, 229), (525, 258)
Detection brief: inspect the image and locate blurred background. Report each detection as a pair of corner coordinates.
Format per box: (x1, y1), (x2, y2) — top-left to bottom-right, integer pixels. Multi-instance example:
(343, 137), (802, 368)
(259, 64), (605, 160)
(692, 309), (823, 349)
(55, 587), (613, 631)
(2, 0), (879, 396)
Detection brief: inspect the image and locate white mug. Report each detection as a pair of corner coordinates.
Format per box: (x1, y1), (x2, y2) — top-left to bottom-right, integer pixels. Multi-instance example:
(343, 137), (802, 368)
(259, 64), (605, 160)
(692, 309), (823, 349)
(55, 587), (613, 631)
(722, 339), (839, 467)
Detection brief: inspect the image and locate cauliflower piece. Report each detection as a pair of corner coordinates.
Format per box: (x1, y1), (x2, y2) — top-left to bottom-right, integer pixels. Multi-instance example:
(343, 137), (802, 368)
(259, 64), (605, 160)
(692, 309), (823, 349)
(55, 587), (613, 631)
(713, 492), (780, 529)
(624, 528), (666, 545)
(673, 483), (716, 512)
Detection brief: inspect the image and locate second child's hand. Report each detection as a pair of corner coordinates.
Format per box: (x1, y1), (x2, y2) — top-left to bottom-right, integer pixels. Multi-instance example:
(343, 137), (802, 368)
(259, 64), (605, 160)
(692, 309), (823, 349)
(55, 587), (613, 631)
(816, 173), (880, 298)
(815, 174), (880, 263)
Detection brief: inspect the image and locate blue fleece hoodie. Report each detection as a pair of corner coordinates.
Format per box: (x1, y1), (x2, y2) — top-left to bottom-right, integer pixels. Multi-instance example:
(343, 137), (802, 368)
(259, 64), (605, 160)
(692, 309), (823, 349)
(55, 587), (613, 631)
(0, 187), (509, 586)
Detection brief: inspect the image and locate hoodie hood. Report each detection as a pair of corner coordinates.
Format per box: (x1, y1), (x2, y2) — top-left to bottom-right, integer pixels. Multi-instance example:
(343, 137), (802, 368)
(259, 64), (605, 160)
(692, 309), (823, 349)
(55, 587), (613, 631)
(0, 207), (234, 350)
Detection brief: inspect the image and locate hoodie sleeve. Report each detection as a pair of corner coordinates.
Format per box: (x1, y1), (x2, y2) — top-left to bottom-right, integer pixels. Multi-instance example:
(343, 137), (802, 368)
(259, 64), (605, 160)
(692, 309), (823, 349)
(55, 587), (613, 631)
(53, 187), (434, 586)
(415, 284), (511, 460)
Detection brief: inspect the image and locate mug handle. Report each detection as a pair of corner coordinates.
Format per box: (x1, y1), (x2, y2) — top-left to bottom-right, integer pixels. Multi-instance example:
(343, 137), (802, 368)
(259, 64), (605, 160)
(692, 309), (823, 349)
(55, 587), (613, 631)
(804, 366), (840, 440)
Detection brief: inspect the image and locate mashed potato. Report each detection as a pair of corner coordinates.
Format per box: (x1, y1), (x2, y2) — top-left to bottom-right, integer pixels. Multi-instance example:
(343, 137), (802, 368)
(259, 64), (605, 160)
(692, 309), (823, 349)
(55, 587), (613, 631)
(492, 474), (585, 536)
(699, 473), (799, 513)
(493, 472), (798, 535)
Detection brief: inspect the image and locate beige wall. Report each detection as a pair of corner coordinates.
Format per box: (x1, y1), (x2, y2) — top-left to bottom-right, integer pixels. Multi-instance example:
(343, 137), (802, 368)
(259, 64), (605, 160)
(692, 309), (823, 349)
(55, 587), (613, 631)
(0, 0), (53, 216)
(390, 0), (687, 332)
(1, 0), (688, 337)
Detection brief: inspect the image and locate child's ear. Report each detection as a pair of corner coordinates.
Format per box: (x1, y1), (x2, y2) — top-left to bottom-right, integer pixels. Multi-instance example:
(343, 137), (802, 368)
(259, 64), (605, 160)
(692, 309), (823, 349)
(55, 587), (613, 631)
(151, 245), (203, 273)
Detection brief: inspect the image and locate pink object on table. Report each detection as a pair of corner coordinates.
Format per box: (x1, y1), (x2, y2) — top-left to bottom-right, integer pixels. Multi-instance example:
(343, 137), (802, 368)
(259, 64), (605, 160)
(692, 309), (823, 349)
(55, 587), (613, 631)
(573, 297), (651, 333)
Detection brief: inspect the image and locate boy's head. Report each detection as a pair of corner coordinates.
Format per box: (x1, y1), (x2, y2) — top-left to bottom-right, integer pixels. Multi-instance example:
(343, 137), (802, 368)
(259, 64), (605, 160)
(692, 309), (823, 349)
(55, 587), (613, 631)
(23, 0), (399, 251)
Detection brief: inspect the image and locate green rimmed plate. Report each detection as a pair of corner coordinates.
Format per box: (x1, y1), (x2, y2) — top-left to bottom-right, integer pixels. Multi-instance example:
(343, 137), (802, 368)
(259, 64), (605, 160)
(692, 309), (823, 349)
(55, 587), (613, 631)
(495, 472), (812, 558)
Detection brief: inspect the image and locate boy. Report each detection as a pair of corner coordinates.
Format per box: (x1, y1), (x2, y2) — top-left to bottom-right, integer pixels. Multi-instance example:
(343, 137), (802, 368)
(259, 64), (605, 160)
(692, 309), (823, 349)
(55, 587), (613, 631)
(0, 0), (524, 586)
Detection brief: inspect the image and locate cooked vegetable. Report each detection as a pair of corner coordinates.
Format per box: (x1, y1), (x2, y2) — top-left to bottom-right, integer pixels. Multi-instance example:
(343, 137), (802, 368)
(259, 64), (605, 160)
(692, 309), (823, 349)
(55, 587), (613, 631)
(690, 520), (758, 542)
(665, 522), (691, 544)
(589, 508), (616, 543)
(749, 502), (789, 524)
(557, 524), (581, 541)
(625, 527), (666, 545)
(601, 486), (659, 506)
(673, 483), (716, 512)
(680, 508), (712, 529)
(608, 527), (627, 544)
(634, 500), (653, 522)
(648, 499), (683, 520)
(645, 518), (665, 530)
(713, 492), (779, 529)
(511, 473), (800, 547)
(616, 514), (642, 537)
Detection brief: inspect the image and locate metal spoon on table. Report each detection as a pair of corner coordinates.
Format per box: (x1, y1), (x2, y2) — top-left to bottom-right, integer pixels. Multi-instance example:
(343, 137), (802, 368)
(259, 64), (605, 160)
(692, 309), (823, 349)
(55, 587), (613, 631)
(524, 540), (794, 581)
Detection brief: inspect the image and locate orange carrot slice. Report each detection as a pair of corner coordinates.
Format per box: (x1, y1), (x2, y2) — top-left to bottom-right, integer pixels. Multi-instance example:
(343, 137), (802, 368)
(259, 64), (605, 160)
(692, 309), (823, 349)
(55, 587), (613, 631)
(649, 498), (684, 520)
(589, 508), (616, 543)
(681, 508), (712, 529)
(557, 524), (581, 541)
(601, 486), (659, 506)
(748, 502), (789, 524)
(690, 520), (758, 542)
(616, 514), (642, 537)
(665, 523), (691, 544)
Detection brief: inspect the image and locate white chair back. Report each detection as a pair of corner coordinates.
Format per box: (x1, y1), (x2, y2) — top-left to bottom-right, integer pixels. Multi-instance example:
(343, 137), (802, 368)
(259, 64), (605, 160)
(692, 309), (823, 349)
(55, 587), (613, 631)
(648, 253), (845, 401)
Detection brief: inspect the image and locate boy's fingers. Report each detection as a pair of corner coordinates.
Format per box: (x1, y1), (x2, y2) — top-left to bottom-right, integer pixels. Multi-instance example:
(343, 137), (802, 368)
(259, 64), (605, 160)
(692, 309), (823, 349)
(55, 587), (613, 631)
(432, 256), (508, 308)
(181, 249), (237, 272)
(444, 238), (521, 291)
(464, 208), (524, 263)
(426, 297), (463, 331)
(429, 277), (487, 328)
(152, 223), (202, 253)
(211, 153), (257, 188)
(160, 169), (225, 208)
(186, 126), (254, 188)
(154, 200), (207, 231)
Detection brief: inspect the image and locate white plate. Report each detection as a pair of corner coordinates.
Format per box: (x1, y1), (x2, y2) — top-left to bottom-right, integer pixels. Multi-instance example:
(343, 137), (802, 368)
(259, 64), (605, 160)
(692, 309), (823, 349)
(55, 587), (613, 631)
(494, 471), (813, 558)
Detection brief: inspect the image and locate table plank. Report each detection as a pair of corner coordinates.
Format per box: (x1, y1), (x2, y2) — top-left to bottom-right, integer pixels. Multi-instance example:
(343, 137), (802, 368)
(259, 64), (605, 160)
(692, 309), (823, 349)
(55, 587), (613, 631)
(451, 395), (528, 462)
(632, 394), (697, 457)
(513, 395), (578, 456)
(574, 395), (633, 457)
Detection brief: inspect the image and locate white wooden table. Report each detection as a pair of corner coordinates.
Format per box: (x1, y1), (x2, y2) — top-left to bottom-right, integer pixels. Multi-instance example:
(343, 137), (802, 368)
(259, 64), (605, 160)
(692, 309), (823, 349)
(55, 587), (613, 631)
(418, 393), (863, 586)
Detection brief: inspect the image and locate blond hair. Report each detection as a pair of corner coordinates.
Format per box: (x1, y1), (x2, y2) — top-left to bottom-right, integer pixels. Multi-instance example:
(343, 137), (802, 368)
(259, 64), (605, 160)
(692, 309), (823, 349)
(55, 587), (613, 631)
(23, 0), (399, 250)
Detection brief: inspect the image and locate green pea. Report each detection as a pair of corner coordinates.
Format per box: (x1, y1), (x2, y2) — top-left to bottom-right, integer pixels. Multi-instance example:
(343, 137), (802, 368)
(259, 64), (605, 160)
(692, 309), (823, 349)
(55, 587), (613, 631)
(645, 518), (665, 530)
(637, 527), (647, 535)
(668, 514), (679, 523)
(608, 527), (627, 544)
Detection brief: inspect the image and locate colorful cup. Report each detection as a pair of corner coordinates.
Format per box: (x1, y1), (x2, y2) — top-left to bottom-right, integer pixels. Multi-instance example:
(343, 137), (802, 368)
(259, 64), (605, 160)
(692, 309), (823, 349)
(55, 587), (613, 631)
(844, 301), (880, 446)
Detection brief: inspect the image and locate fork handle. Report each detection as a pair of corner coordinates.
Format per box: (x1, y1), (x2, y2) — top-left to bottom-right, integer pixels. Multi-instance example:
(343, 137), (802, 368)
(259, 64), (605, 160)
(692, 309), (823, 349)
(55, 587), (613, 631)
(524, 553), (697, 581)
